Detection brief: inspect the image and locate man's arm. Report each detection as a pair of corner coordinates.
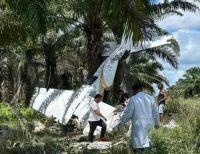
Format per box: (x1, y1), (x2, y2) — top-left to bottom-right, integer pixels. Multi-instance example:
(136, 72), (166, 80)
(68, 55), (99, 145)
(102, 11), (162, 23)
(95, 109), (107, 121)
(158, 90), (167, 103)
(116, 99), (134, 129)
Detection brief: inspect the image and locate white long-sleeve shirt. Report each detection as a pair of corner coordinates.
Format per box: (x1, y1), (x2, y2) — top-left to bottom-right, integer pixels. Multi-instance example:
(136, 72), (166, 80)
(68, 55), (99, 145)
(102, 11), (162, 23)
(117, 92), (159, 149)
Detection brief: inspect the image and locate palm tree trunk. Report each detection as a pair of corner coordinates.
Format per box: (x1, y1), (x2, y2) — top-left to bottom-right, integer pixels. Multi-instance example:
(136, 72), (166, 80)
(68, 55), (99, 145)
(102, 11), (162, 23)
(112, 61), (130, 103)
(112, 61), (123, 103)
(22, 49), (35, 106)
(1, 63), (14, 103)
(84, 15), (104, 78)
(43, 44), (58, 89)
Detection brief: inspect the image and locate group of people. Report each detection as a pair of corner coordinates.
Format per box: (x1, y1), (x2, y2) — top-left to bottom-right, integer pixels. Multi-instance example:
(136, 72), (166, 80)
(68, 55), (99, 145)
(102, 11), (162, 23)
(87, 82), (167, 151)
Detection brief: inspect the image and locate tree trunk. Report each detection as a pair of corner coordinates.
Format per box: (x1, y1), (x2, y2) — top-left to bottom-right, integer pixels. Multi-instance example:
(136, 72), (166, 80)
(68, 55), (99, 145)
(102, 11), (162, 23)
(112, 61), (123, 104)
(43, 44), (58, 89)
(1, 63), (14, 103)
(84, 15), (104, 78)
(112, 61), (131, 104)
(21, 49), (35, 106)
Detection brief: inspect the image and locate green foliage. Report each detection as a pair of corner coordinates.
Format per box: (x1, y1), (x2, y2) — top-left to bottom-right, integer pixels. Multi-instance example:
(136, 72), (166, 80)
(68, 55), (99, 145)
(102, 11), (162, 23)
(0, 10), (27, 47)
(149, 98), (200, 154)
(127, 53), (168, 93)
(0, 97), (200, 154)
(0, 102), (14, 124)
(0, 139), (63, 154)
(164, 97), (181, 115)
(20, 107), (37, 122)
(169, 67), (200, 98)
(102, 98), (200, 154)
(0, 1), (200, 152)
(0, 102), (40, 124)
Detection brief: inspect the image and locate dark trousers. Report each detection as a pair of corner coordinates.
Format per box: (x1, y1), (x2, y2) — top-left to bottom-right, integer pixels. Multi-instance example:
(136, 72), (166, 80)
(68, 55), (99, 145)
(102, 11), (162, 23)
(88, 119), (107, 142)
(133, 148), (151, 153)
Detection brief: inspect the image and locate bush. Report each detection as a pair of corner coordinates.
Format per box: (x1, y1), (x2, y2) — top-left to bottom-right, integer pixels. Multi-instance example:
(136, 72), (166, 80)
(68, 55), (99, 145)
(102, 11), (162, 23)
(165, 98), (181, 115)
(20, 107), (37, 122)
(148, 97), (200, 154)
(0, 139), (63, 154)
(0, 102), (14, 124)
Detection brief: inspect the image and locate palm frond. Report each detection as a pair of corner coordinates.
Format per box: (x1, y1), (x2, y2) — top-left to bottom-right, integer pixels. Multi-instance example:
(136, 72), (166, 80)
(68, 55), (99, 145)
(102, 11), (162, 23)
(0, 10), (27, 46)
(130, 38), (180, 69)
(152, 0), (200, 21)
(126, 52), (169, 92)
(3, 0), (49, 38)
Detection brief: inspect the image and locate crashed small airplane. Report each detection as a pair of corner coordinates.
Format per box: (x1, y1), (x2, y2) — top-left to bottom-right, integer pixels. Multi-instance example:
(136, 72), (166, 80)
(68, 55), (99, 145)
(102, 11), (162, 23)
(30, 32), (178, 135)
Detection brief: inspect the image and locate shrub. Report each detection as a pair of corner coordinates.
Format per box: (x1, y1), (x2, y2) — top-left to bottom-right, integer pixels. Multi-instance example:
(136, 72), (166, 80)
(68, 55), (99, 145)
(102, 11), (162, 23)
(0, 102), (14, 124)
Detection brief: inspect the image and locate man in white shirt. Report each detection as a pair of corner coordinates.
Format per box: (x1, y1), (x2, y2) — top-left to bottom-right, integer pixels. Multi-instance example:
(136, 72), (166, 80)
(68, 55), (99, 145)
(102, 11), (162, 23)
(88, 94), (107, 142)
(115, 83), (160, 151)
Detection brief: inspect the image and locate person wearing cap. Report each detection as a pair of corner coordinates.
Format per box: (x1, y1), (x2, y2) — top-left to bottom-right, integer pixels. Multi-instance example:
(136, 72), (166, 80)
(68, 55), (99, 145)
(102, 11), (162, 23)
(114, 82), (160, 151)
(88, 94), (107, 142)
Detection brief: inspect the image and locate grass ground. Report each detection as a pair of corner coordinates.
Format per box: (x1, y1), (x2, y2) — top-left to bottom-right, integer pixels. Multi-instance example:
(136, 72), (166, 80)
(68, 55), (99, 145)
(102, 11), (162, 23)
(0, 97), (200, 153)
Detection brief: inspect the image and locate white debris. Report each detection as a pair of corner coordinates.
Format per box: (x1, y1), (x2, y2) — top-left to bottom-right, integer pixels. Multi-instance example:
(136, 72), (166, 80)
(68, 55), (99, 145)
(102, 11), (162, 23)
(102, 42), (118, 57)
(30, 87), (122, 133)
(130, 35), (173, 53)
(30, 86), (95, 125)
(163, 119), (179, 129)
(30, 31), (176, 135)
(87, 141), (112, 150)
(72, 142), (88, 148)
(33, 121), (46, 132)
(71, 141), (113, 150)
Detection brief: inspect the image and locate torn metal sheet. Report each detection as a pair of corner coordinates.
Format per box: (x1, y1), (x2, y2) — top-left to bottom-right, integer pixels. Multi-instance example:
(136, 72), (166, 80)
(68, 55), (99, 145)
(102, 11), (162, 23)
(30, 87), (122, 133)
(30, 33), (177, 134)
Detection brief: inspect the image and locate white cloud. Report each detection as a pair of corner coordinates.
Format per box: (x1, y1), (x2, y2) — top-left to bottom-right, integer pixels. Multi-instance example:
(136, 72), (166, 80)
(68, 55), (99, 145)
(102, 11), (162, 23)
(157, 1), (200, 30)
(158, 13), (200, 30)
(164, 69), (185, 84)
(161, 29), (200, 85)
(174, 29), (200, 65)
(156, 0), (200, 86)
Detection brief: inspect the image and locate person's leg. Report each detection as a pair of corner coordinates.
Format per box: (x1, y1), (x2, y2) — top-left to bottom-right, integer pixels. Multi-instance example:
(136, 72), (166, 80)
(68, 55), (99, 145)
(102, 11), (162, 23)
(133, 148), (144, 153)
(88, 121), (98, 142)
(159, 104), (164, 124)
(160, 113), (164, 124)
(97, 119), (107, 138)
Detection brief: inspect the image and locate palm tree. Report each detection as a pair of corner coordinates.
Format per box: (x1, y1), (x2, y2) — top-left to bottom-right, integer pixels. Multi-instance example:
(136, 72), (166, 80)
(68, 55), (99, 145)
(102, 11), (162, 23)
(1, 0), (200, 97)
(59, 0), (151, 77)
(0, 52), (15, 102)
(2, 0), (199, 82)
(59, 0), (199, 78)
(0, 10), (26, 47)
(112, 56), (167, 101)
(169, 67), (200, 98)
(112, 37), (179, 101)
(127, 54), (168, 92)
(183, 67), (200, 81)
(182, 67), (200, 98)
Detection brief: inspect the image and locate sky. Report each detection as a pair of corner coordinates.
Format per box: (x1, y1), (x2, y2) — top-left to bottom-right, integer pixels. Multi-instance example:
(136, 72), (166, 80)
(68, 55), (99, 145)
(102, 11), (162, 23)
(156, 0), (200, 86)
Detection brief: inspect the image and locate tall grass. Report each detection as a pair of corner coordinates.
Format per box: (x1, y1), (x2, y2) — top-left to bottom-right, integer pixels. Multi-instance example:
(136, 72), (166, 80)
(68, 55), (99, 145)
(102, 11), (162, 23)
(1, 97), (200, 154)
(148, 97), (200, 154)
(85, 97), (200, 154)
